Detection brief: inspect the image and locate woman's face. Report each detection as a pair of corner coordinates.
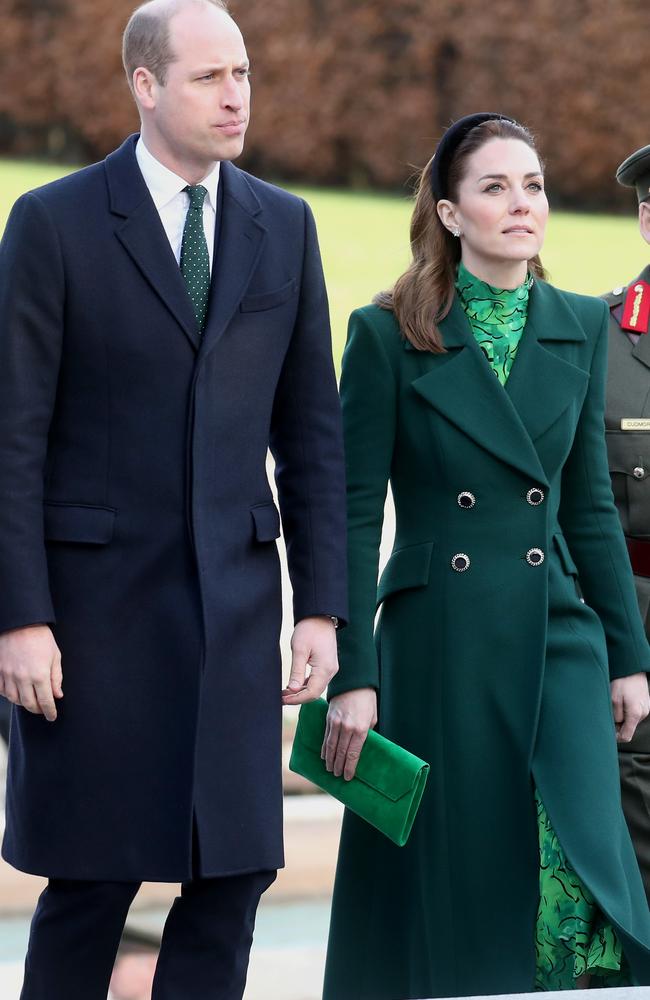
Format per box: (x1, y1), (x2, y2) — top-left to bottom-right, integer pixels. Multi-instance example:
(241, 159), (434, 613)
(439, 138), (549, 276)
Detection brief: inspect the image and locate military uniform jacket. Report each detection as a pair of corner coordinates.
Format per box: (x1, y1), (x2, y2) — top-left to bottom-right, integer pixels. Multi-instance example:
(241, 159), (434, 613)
(324, 283), (650, 999)
(0, 135), (347, 882)
(604, 264), (650, 753)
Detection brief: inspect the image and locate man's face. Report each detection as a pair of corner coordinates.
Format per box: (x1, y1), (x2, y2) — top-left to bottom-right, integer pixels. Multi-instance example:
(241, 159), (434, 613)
(149, 4), (250, 171)
(640, 202), (650, 247)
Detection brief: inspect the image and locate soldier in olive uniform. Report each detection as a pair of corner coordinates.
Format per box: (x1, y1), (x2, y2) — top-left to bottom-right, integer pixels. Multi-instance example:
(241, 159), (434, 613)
(604, 143), (650, 899)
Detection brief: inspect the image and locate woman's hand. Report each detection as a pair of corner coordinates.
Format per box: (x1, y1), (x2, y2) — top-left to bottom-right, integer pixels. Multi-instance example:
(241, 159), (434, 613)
(322, 687), (378, 781)
(611, 672), (650, 743)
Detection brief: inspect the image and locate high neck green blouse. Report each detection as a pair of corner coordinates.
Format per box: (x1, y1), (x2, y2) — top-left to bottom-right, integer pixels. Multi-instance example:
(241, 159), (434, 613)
(455, 262), (532, 385)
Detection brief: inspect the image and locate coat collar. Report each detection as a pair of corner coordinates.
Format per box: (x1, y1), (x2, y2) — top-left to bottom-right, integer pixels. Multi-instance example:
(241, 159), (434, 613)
(411, 279), (589, 486)
(105, 135), (266, 355)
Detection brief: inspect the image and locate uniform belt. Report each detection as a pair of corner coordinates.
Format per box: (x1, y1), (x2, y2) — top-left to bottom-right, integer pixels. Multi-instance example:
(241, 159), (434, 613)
(626, 537), (650, 578)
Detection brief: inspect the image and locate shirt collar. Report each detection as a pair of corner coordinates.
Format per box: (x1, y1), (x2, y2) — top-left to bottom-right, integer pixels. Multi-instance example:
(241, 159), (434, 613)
(135, 137), (220, 212)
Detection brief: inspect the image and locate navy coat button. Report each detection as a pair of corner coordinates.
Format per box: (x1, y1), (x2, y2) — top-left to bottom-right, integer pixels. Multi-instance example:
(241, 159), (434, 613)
(526, 487), (545, 506)
(526, 547), (545, 566)
(451, 553), (470, 572)
(633, 467), (645, 480)
(457, 491), (476, 509)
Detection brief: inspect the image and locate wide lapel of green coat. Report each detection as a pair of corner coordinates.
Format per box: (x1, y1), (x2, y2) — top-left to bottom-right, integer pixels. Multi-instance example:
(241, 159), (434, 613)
(411, 280), (589, 485)
(504, 279), (588, 443)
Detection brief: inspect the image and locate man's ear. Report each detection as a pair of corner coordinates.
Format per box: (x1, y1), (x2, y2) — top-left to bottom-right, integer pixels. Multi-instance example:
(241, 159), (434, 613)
(133, 67), (159, 111)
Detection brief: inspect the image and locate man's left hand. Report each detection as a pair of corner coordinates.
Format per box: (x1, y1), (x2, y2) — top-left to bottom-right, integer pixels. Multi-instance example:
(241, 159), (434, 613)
(282, 617), (339, 705)
(611, 672), (650, 743)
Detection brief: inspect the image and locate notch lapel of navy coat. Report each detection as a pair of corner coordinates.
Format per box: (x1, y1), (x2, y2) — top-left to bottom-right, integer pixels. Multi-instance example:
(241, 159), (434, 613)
(199, 160), (267, 359)
(411, 294), (549, 485)
(105, 135), (201, 352)
(504, 279), (588, 443)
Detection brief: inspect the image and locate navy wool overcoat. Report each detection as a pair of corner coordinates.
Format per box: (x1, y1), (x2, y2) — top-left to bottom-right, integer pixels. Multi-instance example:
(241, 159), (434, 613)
(0, 135), (347, 882)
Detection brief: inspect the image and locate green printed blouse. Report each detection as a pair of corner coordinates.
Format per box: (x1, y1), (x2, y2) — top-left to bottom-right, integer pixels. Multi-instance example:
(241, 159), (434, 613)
(456, 260), (531, 385)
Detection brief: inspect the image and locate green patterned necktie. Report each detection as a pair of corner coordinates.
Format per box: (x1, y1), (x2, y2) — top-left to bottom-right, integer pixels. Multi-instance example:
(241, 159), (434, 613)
(180, 184), (211, 333)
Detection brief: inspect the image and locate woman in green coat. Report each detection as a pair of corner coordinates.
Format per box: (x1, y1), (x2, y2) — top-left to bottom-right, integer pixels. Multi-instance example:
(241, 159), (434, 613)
(322, 114), (650, 999)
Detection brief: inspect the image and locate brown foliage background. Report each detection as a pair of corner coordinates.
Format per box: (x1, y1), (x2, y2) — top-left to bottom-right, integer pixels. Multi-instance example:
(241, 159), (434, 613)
(0, 0), (648, 208)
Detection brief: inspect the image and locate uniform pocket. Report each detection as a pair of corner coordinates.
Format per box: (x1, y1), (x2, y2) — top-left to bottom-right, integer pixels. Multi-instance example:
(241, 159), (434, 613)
(376, 541), (434, 608)
(606, 430), (650, 536)
(43, 502), (116, 545)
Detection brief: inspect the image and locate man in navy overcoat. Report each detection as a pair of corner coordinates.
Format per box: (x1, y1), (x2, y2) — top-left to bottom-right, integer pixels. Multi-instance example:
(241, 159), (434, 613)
(0, 1), (347, 997)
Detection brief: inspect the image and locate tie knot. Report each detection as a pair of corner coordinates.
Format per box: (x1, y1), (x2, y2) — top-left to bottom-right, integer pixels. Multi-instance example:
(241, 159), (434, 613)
(185, 184), (207, 210)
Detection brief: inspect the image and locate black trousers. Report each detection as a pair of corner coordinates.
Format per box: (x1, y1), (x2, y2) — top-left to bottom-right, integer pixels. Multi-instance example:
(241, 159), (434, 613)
(619, 714), (650, 905)
(20, 869), (276, 1000)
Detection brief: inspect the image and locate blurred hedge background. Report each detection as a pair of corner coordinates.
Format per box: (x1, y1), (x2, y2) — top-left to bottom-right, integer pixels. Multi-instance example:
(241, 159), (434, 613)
(1, 0), (649, 209)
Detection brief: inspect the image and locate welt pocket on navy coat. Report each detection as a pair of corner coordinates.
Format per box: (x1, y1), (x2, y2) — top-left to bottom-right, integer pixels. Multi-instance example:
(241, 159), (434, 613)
(250, 502), (281, 542)
(239, 279), (297, 313)
(377, 541), (435, 608)
(552, 532), (578, 577)
(43, 502), (116, 545)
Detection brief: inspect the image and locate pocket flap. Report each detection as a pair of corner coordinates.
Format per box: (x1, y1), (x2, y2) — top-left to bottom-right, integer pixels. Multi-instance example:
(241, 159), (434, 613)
(43, 502), (116, 544)
(251, 502), (281, 542)
(553, 532), (578, 576)
(606, 430), (650, 478)
(240, 279), (296, 313)
(377, 541), (434, 608)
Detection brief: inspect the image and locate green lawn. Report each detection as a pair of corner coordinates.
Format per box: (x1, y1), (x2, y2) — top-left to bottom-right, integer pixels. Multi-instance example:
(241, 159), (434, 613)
(1, 160), (646, 365)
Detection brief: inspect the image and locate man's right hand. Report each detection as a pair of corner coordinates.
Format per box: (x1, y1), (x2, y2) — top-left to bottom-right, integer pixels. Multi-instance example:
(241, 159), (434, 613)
(0, 625), (63, 722)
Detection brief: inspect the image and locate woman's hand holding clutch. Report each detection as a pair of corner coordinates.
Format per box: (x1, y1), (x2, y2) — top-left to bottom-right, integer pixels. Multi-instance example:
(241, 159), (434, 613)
(323, 688), (378, 780)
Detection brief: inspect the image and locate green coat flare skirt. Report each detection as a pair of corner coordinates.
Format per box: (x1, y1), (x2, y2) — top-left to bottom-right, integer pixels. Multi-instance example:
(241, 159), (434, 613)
(324, 280), (650, 999)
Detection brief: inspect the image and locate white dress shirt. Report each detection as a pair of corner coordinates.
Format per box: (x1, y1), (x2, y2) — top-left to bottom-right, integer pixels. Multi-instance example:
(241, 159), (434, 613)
(135, 137), (220, 273)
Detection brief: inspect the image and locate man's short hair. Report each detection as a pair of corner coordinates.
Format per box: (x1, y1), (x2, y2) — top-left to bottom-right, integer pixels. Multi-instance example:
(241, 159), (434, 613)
(122, 0), (230, 95)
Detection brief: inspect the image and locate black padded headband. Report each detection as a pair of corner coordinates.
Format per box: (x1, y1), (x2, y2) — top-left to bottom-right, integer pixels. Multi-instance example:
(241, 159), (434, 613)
(430, 112), (517, 201)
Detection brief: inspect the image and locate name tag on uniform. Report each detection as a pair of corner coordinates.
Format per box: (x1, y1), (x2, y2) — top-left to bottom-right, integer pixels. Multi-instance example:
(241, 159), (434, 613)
(621, 418), (650, 430)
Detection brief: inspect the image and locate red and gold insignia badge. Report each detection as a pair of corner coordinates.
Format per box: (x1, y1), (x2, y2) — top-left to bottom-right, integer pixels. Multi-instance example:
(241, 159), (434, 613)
(621, 280), (650, 334)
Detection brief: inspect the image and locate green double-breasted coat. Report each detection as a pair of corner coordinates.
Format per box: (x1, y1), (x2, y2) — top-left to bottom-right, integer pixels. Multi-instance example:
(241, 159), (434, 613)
(324, 280), (650, 999)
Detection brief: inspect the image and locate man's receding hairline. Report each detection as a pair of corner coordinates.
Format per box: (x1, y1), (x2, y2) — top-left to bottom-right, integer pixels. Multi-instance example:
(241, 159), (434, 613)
(132, 0), (230, 26)
(123, 0), (232, 96)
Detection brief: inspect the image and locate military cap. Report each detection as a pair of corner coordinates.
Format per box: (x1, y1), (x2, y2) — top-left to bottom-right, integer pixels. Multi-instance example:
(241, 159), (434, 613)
(616, 144), (650, 205)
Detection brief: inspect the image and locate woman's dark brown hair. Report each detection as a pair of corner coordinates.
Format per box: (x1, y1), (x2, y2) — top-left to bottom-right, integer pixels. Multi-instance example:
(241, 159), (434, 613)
(375, 119), (547, 353)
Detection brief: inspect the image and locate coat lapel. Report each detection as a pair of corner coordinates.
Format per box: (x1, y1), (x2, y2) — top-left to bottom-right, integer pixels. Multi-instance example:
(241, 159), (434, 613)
(105, 135), (200, 352)
(504, 279), (588, 443)
(412, 279), (591, 485)
(199, 161), (267, 359)
(411, 295), (549, 485)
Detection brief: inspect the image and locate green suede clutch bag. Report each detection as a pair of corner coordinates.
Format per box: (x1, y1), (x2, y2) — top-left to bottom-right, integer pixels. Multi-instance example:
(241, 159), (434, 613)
(289, 698), (429, 847)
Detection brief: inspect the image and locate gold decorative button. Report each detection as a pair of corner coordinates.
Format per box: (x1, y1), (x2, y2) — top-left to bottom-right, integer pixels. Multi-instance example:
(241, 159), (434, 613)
(526, 548), (545, 567)
(526, 487), (545, 506)
(457, 492), (476, 509)
(451, 553), (470, 572)
(633, 467), (645, 480)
